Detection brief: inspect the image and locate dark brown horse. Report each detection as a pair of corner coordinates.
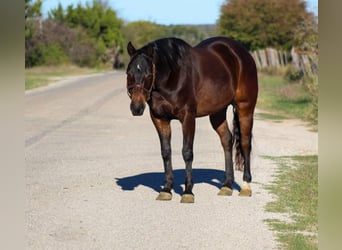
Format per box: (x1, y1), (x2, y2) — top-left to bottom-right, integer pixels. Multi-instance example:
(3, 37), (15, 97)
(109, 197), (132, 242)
(126, 37), (258, 203)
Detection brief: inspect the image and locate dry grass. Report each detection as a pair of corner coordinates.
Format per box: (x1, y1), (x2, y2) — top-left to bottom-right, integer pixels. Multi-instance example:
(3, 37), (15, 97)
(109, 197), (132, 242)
(25, 64), (110, 90)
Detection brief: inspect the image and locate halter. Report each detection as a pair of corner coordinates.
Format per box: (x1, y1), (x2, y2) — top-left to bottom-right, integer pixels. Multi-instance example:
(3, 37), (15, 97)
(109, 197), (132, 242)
(127, 62), (156, 102)
(146, 62), (156, 101)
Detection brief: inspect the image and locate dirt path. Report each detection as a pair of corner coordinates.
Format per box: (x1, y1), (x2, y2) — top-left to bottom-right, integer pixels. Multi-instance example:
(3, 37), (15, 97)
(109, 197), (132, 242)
(25, 72), (318, 249)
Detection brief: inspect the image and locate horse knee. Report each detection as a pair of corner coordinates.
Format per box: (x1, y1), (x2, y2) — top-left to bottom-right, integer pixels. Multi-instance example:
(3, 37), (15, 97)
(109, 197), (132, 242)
(161, 146), (171, 160)
(182, 148), (193, 162)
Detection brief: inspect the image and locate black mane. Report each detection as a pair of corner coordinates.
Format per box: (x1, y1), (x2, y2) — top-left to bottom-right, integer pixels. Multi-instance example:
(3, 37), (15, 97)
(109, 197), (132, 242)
(142, 37), (192, 72)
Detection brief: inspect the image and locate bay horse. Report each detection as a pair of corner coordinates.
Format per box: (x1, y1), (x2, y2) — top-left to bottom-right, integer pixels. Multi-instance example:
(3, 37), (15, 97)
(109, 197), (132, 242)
(125, 37), (258, 203)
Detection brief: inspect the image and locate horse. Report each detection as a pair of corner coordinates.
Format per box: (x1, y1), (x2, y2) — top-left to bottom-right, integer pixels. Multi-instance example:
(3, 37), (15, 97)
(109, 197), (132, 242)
(125, 36), (258, 203)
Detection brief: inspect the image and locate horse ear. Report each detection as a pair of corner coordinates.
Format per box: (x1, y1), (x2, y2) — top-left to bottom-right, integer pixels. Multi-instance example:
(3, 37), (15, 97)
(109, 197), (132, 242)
(127, 41), (136, 57)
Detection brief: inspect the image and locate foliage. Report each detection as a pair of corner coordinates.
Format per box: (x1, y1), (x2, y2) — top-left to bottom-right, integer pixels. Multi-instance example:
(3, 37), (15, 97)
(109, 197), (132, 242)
(41, 20), (98, 67)
(292, 15), (318, 125)
(26, 0), (125, 68)
(25, 1), (217, 69)
(25, 0), (42, 39)
(218, 0), (315, 50)
(39, 43), (69, 66)
(121, 21), (215, 64)
(122, 21), (167, 50)
(303, 75), (318, 125)
(285, 65), (304, 82)
(25, 0), (43, 67)
(60, 1), (124, 50)
(165, 25), (206, 45)
(122, 21), (210, 49)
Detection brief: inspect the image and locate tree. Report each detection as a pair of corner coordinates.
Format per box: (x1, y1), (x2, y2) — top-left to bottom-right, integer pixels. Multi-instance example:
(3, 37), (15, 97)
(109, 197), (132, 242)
(60, 0), (124, 49)
(218, 0), (314, 50)
(166, 25), (205, 46)
(123, 21), (167, 50)
(25, 0), (43, 67)
(48, 0), (125, 65)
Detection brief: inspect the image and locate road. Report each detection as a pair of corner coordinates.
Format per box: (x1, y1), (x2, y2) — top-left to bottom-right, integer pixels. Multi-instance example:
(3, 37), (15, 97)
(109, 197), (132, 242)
(25, 71), (318, 249)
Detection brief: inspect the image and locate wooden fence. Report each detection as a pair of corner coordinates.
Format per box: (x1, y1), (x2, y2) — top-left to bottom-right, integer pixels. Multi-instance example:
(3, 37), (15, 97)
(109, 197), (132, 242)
(250, 47), (318, 75)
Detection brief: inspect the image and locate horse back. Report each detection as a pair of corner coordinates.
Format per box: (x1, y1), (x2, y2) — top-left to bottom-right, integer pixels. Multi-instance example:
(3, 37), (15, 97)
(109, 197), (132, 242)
(192, 37), (258, 115)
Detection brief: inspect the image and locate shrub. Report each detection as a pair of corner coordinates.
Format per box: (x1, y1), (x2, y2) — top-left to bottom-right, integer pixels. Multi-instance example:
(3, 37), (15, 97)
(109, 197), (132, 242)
(303, 75), (318, 124)
(41, 43), (69, 65)
(285, 65), (304, 82)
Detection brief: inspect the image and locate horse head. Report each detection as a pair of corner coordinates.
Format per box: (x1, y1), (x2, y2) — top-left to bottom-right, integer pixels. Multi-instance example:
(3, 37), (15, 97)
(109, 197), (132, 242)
(126, 42), (156, 116)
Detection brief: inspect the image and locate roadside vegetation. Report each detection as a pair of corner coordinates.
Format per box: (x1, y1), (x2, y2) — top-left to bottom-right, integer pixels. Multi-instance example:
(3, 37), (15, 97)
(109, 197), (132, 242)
(264, 155), (318, 249)
(25, 65), (105, 90)
(256, 66), (318, 128)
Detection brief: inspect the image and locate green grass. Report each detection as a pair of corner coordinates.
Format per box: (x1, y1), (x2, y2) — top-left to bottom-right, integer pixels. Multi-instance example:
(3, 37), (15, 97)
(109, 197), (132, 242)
(257, 74), (313, 121)
(25, 65), (108, 90)
(264, 155), (318, 249)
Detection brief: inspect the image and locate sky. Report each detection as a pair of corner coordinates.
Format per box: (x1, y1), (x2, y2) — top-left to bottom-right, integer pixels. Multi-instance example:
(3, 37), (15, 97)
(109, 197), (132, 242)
(42, 0), (318, 25)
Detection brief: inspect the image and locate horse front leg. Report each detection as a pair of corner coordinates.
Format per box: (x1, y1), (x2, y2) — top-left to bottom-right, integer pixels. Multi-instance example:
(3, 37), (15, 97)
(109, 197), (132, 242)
(151, 114), (173, 201)
(180, 113), (196, 203)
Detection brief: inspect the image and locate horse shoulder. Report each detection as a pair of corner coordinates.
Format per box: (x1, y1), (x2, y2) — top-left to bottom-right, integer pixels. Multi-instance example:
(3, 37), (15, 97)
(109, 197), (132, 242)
(149, 92), (175, 119)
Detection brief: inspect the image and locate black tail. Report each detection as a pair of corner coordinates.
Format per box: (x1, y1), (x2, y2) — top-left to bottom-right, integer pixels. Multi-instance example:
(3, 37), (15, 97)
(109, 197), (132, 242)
(233, 106), (244, 171)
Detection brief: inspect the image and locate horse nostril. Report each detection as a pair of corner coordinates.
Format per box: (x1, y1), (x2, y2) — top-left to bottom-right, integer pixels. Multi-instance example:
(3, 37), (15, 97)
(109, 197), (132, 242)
(130, 102), (146, 116)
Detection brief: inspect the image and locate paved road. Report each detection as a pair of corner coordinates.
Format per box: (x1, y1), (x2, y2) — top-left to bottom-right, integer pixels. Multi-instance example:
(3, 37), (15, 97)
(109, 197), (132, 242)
(25, 72), (317, 249)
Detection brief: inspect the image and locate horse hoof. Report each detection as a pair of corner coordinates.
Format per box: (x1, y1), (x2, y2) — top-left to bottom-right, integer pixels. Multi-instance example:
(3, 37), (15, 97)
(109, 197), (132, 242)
(180, 194), (195, 203)
(239, 188), (252, 196)
(239, 182), (252, 196)
(217, 186), (233, 196)
(156, 191), (172, 201)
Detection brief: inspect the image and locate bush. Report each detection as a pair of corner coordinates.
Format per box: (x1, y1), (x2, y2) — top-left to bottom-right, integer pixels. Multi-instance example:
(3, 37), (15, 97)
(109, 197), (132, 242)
(41, 43), (69, 65)
(285, 65), (304, 82)
(303, 75), (318, 125)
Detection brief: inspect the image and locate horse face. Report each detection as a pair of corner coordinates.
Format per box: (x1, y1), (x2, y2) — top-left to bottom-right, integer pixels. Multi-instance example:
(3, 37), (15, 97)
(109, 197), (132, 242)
(126, 42), (155, 116)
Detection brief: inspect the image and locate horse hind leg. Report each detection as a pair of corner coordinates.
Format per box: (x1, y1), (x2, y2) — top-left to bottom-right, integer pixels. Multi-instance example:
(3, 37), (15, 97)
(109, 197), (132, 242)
(233, 103), (254, 197)
(209, 108), (234, 196)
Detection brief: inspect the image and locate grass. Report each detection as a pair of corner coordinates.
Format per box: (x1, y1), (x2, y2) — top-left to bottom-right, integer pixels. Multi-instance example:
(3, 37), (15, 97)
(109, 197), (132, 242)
(256, 73), (313, 121)
(264, 155), (318, 249)
(25, 64), (108, 90)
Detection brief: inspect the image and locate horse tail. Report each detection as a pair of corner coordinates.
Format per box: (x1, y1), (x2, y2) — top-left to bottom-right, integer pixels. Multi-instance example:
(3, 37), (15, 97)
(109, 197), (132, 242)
(233, 106), (244, 171)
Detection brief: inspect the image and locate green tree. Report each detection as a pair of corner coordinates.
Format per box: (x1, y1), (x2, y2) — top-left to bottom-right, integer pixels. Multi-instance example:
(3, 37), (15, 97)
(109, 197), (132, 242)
(166, 25), (205, 45)
(218, 0), (314, 50)
(48, 3), (65, 22)
(25, 0), (43, 67)
(123, 21), (167, 49)
(61, 1), (124, 49)
(48, 0), (125, 65)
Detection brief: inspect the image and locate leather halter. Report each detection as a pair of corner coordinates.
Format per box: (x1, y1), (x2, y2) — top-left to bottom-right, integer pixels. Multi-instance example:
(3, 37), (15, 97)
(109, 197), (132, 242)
(127, 62), (156, 101)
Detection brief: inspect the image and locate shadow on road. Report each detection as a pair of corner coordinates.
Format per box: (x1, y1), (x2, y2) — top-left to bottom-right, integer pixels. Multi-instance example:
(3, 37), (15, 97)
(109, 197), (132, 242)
(115, 168), (241, 196)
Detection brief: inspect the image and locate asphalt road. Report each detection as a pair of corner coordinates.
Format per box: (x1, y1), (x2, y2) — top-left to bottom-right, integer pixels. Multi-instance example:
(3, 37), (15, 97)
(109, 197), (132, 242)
(25, 71), (318, 249)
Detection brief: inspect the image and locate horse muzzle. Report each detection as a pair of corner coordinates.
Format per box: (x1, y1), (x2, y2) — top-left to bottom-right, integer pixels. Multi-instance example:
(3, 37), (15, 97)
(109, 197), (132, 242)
(130, 101), (146, 116)
(128, 84), (148, 116)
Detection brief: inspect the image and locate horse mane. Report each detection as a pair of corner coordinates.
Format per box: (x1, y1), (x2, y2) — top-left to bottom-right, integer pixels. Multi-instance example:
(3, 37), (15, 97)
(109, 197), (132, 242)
(144, 37), (192, 72)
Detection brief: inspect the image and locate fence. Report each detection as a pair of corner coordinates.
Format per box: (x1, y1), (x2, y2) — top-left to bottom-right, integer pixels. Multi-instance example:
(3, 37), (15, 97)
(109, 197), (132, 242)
(250, 47), (318, 76)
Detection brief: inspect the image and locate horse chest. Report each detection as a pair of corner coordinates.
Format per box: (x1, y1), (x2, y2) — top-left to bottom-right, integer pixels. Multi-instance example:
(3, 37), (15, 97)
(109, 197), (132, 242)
(149, 94), (186, 120)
